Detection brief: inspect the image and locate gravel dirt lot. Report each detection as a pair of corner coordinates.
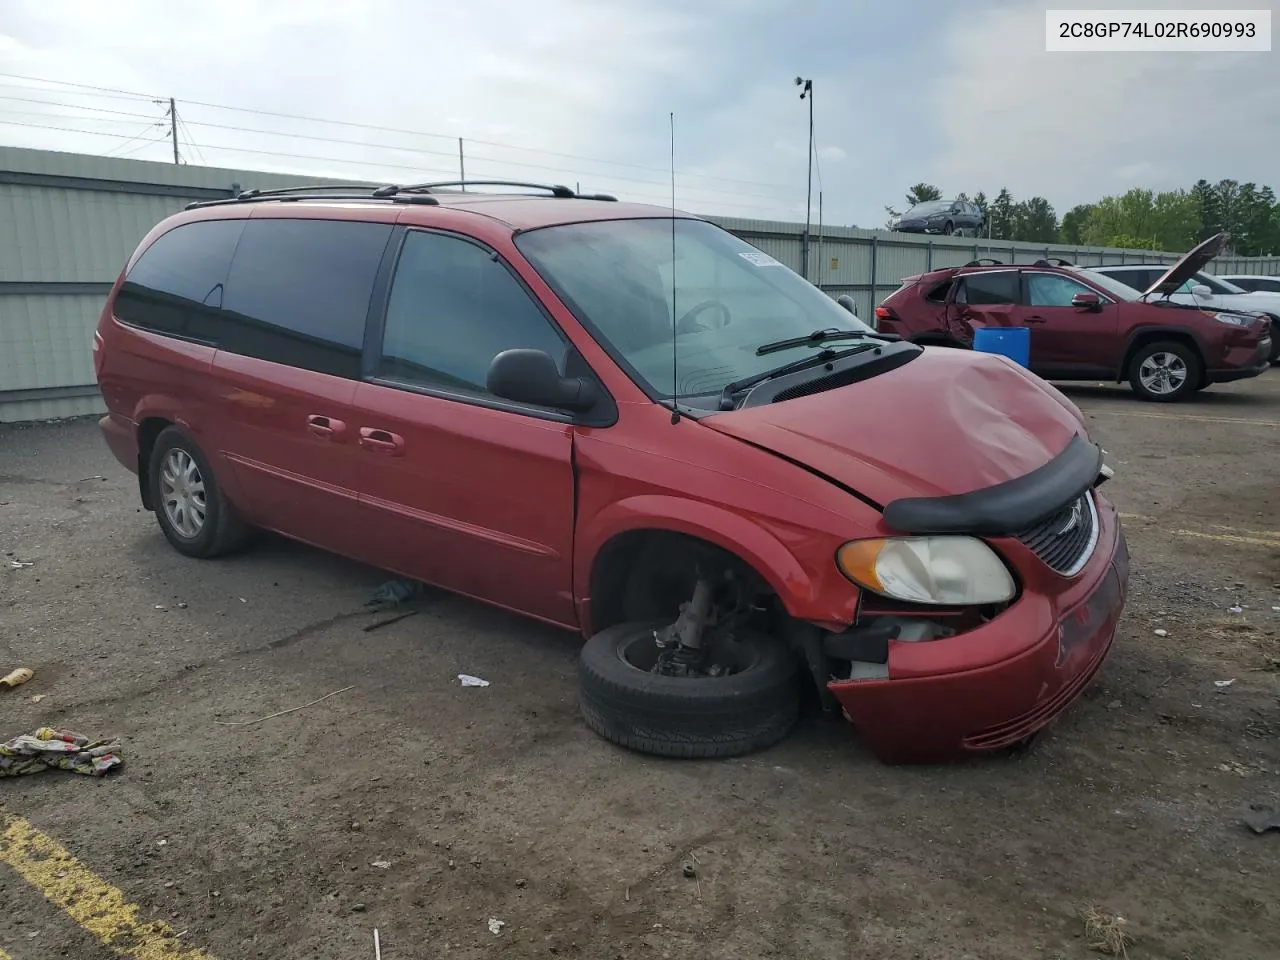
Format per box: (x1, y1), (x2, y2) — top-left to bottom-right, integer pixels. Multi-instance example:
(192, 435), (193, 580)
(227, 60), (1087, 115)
(2, 372), (1278, 960)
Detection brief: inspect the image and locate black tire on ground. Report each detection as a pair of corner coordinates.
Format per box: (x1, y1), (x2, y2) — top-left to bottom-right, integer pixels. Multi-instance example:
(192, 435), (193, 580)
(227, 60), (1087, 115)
(1127, 340), (1202, 403)
(943, 221), (954, 235)
(149, 425), (252, 558)
(578, 620), (800, 759)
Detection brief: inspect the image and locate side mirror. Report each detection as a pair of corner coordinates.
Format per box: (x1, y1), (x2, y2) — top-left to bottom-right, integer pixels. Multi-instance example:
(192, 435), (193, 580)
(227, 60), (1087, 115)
(836, 294), (858, 317)
(1071, 292), (1103, 312)
(1191, 284), (1213, 298)
(486, 349), (597, 412)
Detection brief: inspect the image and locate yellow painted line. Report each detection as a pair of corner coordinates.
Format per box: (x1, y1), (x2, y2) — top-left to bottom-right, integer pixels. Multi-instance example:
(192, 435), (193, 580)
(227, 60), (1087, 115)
(0, 947), (13, 960)
(1121, 514), (1280, 543)
(0, 813), (216, 960)
(1089, 409), (1280, 427)
(1171, 529), (1280, 548)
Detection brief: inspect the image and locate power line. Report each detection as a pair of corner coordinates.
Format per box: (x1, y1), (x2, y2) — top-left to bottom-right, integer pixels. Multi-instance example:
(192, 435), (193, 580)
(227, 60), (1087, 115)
(0, 117), (790, 218)
(0, 71), (791, 192)
(0, 93), (162, 120)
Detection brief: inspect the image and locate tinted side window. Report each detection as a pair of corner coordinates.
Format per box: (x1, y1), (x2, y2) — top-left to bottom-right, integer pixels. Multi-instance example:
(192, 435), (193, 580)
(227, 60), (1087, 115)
(221, 219), (393, 378)
(113, 219), (245, 340)
(1104, 269), (1151, 292)
(960, 271), (1019, 305)
(378, 231), (567, 396)
(1026, 273), (1097, 306)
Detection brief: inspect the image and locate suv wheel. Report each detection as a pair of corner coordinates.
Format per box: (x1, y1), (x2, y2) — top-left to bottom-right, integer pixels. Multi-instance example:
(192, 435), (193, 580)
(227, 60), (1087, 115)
(942, 221), (955, 235)
(149, 426), (252, 557)
(578, 620), (799, 759)
(1128, 340), (1201, 403)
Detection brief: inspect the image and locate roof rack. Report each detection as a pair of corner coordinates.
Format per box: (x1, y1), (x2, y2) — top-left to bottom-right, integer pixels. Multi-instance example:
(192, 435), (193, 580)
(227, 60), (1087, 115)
(185, 183), (439, 211)
(371, 179), (617, 201)
(1033, 257), (1075, 267)
(963, 257), (1003, 266)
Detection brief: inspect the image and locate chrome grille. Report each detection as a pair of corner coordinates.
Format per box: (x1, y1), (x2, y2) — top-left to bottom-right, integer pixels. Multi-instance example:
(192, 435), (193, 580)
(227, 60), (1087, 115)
(1014, 491), (1099, 577)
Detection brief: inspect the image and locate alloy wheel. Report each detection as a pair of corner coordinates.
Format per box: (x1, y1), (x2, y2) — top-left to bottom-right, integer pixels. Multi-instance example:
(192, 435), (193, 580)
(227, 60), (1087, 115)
(1138, 351), (1188, 396)
(159, 448), (207, 537)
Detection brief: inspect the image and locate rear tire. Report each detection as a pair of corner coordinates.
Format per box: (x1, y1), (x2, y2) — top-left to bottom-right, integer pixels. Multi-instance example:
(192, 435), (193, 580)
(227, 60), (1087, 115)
(149, 426), (252, 558)
(1127, 340), (1201, 403)
(943, 221), (955, 236)
(578, 620), (799, 759)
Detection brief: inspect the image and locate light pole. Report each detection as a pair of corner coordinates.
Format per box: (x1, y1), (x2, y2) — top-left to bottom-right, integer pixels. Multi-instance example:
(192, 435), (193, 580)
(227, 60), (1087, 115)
(795, 77), (813, 282)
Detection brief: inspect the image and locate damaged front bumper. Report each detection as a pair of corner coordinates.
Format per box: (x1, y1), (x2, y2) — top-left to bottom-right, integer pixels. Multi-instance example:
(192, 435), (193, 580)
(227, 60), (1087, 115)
(828, 494), (1128, 764)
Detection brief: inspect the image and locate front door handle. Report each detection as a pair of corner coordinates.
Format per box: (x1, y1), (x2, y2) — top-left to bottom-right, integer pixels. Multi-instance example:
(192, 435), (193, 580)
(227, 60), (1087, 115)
(359, 427), (406, 456)
(307, 414), (347, 439)
(1025, 315), (1047, 324)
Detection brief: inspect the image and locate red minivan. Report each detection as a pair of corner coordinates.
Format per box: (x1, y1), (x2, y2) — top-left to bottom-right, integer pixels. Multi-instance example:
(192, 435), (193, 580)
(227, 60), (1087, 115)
(94, 181), (1129, 764)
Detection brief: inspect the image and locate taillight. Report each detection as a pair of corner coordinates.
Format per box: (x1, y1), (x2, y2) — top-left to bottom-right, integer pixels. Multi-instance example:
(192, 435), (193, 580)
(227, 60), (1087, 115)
(874, 306), (893, 321)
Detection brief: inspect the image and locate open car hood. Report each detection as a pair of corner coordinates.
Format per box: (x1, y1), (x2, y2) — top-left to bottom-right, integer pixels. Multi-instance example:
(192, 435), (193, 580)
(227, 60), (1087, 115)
(1145, 232), (1229, 297)
(702, 347), (1088, 510)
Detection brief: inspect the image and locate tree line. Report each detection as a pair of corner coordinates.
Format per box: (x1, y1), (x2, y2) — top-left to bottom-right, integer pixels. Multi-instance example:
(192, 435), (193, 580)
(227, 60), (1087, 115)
(888, 180), (1280, 256)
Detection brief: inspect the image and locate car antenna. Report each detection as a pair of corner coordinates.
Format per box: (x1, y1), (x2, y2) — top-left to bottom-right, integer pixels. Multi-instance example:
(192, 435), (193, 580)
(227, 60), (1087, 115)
(668, 110), (681, 425)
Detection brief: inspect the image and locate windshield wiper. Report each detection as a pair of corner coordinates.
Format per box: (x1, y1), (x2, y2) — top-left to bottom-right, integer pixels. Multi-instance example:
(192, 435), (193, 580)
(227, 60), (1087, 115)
(718, 343), (879, 411)
(755, 328), (870, 356)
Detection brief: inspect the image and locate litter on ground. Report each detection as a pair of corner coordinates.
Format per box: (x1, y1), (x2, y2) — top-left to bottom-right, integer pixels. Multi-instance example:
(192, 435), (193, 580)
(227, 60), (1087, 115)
(0, 727), (123, 777)
(1, 667), (34, 689)
(459, 674), (490, 688)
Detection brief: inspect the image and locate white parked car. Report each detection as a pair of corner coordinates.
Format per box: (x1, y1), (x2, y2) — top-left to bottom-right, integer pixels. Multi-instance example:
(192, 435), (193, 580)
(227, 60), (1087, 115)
(1090, 264), (1280, 364)
(1217, 274), (1280, 295)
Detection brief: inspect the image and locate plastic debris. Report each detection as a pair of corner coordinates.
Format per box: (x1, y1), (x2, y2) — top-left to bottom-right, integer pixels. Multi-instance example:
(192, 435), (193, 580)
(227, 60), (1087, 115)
(30, 694), (46, 703)
(374, 929), (382, 960)
(367, 578), (425, 607)
(7, 559), (34, 569)
(1243, 807), (1280, 834)
(1, 667), (34, 689)
(1228, 605), (1244, 614)
(0, 727), (123, 777)
(1153, 628), (1168, 637)
(458, 674), (490, 688)
(487, 918), (506, 936)
(370, 859), (392, 870)
(1214, 679), (1236, 688)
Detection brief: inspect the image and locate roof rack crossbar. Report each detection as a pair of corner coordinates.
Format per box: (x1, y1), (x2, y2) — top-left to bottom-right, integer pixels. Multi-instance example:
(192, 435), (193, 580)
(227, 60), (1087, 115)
(963, 257), (1004, 266)
(372, 179), (579, 199)
(1033, 257), (1075, 267)
(184, 192), (438, 211)
(234, 183), (391, 200)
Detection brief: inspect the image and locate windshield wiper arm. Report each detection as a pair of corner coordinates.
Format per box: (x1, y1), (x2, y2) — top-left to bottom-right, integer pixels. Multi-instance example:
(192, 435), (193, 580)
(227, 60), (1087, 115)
(756, 328), (869, 356)
(718, 343), (878, 411)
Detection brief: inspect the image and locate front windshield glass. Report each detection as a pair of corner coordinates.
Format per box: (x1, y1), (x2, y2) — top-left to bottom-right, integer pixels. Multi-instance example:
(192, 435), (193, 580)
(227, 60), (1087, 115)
(515, 218), (876, 401)
(1072, 268), (1140, 301)
(904, 201), (950, 217)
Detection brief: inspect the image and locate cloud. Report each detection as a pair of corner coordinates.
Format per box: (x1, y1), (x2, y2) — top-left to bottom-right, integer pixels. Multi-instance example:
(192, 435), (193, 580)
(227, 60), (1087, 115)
(927, 0), (1280, 212)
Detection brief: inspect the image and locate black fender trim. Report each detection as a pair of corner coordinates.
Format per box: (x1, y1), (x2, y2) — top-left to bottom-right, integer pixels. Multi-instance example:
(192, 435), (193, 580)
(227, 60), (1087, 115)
(882, 434), (1103, 536)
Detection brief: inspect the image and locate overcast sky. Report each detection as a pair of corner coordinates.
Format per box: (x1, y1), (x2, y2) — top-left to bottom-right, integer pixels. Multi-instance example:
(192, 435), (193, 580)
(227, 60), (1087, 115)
(1, 0), (1276, 227)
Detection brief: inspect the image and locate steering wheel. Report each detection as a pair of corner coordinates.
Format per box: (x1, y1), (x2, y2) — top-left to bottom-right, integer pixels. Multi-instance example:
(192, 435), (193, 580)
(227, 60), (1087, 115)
(675, 299), (732, 335)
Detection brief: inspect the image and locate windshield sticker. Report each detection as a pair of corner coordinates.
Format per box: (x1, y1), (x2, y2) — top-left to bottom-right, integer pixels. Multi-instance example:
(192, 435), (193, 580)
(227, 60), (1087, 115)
(738, 250), (783, 267)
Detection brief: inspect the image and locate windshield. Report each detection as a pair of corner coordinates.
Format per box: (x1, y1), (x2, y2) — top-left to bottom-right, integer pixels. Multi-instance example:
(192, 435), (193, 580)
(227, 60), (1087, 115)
(515, 218), (876, 403)
(903, 201), (950, 217)
(1071, 268), (1140, 301)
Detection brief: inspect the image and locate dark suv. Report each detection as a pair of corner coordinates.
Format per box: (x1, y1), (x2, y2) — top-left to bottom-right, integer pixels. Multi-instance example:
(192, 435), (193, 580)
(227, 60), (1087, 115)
(874, 235), (1271, 402)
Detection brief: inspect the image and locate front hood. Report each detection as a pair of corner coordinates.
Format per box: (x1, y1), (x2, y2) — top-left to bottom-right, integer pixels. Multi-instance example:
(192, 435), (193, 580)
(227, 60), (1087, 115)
(1226, 291), (1280, 316)
(702, 347), (1086, 507)
(1146, 232), (1228, 296)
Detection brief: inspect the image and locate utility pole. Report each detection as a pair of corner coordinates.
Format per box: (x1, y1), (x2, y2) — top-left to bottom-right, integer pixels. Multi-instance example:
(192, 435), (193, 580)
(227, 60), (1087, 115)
(168, 97), (180, 165)
(795, 78), (814, 282)
(458, 137), (465, 190)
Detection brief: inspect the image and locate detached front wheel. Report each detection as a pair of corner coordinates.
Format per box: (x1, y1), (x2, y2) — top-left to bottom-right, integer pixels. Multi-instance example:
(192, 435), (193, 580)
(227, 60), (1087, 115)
(578, 620), (799, 759)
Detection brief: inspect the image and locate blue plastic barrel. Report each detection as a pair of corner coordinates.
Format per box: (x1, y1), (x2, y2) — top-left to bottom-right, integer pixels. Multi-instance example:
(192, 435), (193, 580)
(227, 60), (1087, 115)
(972, 326), (1030, 369)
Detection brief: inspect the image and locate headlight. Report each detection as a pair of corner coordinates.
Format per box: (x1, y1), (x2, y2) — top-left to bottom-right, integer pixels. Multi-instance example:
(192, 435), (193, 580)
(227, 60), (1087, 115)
(1213, 312), (1252, 326)
(837, 537), (1016, 605)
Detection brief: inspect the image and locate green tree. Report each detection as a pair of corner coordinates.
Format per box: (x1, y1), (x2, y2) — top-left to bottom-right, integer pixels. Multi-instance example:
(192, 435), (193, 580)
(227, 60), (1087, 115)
(988, 188), (1016, 241)
(1191, 178), (1222, 242)
(1150, 190), (1200, 252)
(905, 182), (942, 206)
(972, 191), (989, 235)
(1011, 196), (1057, 243)
(1059, 204), (1094, 244)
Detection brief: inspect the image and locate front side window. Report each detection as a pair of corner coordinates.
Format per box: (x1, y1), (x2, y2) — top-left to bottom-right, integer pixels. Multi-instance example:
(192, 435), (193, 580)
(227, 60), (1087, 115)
(1074, 268), (1140, 301)
(1026, 272), (1099, 307)
(221, 218), (393, 378)
(378, 231), (568, 396)
(958, 271), (1019, 305)
(114, 219), (245, 339)
(515, 218), (878, 402)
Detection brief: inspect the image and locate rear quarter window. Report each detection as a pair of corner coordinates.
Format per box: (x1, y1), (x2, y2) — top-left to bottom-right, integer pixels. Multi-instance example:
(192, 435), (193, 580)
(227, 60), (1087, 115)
(113, 219), (245, 340)
(220, 219), (394, 379)
(924, 279), (954, 302)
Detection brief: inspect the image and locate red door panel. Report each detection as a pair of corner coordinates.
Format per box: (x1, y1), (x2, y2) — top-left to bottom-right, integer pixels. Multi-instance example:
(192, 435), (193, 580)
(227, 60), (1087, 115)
(351, 381), (577, 628)
(209, 351), (377, 563)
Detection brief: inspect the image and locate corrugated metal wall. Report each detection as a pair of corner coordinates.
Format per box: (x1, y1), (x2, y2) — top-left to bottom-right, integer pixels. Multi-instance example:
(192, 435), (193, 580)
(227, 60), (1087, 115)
(3, 145), (1279, 422)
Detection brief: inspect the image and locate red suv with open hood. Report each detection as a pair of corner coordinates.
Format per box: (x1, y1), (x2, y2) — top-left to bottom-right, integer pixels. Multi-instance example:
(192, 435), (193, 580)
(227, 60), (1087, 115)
(94, 180), (1129, 764)
(874, 234), (1271, 402)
